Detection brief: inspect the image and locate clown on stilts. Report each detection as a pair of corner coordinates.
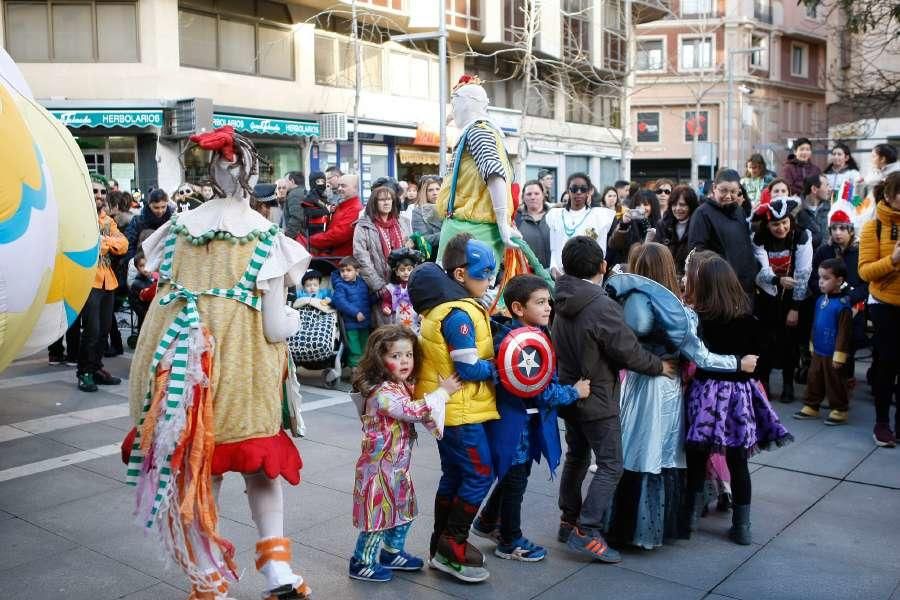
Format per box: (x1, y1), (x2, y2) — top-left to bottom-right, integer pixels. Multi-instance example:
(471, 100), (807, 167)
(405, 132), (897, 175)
(436, 75), (551, 301)
(122, 126), (312, 600)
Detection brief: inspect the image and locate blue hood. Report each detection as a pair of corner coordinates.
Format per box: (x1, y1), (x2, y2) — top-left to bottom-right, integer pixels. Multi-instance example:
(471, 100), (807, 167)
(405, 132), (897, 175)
(408, 262), (469, 314)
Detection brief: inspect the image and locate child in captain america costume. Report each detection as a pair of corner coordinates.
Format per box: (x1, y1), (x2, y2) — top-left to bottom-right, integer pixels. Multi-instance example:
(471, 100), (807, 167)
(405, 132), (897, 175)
(471, 275), (590, 563)
(408, 233), (499, 583)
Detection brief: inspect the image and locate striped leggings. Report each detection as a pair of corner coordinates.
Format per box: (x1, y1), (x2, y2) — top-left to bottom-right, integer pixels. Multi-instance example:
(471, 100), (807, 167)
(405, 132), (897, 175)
(353, 522), (412, 566)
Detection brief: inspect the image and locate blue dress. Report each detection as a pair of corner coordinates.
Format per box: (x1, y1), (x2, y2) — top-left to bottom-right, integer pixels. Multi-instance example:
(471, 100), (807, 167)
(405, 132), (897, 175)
(603, 274), (738, 549)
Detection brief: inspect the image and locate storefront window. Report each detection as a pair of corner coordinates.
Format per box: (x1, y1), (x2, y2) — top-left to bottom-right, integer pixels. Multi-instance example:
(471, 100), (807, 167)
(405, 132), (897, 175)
(255, 142), (303, 183)
(184, 146), (212, 184)
(361, 144), (390, 194)
(565, 155), (590, 180)
(75, 135), (138, 189)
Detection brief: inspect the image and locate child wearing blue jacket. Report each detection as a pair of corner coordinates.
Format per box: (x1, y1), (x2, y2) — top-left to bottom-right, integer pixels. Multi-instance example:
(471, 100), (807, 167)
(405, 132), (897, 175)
(332, 256), (376, 367)
(472, 275), (590, 561)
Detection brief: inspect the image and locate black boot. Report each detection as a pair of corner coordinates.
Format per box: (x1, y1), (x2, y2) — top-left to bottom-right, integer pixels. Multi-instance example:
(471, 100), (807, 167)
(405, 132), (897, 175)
(443, 498), (484, 567)
(689, 491), (706, 532)
(780, 369), (795, 403)
(678, 490), (705, 540)
(729, 504), (752, 545)
(430, 495), (452, 558)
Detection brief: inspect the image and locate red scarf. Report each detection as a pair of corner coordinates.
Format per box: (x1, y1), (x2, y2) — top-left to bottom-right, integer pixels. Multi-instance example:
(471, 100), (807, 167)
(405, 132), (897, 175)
(374, 216), (403, 258)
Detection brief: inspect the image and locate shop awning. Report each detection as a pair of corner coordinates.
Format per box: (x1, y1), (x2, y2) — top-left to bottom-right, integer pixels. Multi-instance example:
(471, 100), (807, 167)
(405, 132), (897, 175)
(398, 147), (450, 166)
(213, 113), (320, 138)
(50, 109), (163, 128)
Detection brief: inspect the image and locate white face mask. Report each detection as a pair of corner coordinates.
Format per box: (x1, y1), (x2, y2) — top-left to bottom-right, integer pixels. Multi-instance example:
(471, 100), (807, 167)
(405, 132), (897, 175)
(451, 87), (489, 130)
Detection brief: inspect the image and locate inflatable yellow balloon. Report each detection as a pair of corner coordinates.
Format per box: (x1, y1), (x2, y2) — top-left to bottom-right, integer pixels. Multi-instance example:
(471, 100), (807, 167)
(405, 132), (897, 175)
(0, 50), (98, 372)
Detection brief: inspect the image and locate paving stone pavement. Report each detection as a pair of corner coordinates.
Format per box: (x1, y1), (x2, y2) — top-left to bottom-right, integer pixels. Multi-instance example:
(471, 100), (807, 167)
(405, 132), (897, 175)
(0, 352), (898, 600)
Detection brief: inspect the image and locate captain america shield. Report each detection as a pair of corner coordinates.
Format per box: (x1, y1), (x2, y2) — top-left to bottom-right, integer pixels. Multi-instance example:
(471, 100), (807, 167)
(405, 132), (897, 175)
(497, 327), (555, 398)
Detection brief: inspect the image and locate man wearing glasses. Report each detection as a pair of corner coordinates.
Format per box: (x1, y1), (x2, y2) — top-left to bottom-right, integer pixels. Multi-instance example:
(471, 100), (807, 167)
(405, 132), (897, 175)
(76, 180), (128, 392)
(688, 169), (758, 295)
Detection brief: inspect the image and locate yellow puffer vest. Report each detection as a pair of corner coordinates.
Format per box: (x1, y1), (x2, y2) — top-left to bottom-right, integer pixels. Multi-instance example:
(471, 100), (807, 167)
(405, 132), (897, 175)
(436, 122), (514, 224)
(416, 299), (498, 426)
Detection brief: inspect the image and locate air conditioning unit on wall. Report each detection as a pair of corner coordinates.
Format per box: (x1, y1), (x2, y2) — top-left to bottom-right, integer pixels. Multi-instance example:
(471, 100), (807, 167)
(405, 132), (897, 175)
(318, 113), (347, 141)
(162, 98), (213, 139)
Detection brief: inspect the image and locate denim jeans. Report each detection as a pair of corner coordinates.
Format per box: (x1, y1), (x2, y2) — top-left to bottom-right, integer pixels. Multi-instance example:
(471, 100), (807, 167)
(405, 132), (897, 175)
(478, 461), (532, 543)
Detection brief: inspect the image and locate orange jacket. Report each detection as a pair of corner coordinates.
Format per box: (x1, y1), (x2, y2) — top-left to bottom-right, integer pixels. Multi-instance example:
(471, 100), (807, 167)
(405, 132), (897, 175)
(858, 201), (900, 305)
(95, 211), (128, 290)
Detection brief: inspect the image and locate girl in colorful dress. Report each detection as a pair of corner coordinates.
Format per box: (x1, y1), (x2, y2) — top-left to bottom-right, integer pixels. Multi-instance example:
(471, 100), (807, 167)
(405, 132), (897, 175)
(381, 248), (424, 333)
(349, 325), (460, 582)
(684, 255), (793, 546)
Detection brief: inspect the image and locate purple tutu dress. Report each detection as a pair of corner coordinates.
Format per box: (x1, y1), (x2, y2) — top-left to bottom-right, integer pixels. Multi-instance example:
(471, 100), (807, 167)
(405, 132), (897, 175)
(686, 378), (792, 456)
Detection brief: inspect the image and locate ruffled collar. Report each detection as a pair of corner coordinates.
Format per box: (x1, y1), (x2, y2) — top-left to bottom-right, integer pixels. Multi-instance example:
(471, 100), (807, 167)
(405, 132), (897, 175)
(172, 196), (276, 239)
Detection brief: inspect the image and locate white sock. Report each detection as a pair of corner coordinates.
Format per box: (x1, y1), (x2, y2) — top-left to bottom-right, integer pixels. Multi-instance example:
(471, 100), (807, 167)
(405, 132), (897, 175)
(245, 473), (300, 590)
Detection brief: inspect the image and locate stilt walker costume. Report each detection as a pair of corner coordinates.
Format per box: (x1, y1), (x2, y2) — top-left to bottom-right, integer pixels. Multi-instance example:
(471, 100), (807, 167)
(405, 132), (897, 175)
(124, 126), (313, 600)
(436, 75), (520, 268)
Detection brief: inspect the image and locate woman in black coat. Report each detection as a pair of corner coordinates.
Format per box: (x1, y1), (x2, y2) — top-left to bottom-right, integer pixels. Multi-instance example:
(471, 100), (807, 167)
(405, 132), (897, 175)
(656, 185), (699, 277)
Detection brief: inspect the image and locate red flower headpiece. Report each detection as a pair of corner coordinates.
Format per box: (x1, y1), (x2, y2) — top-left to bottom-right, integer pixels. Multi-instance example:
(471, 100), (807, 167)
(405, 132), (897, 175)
(452, 74), (484, 93)
(190, 125), (236, 162)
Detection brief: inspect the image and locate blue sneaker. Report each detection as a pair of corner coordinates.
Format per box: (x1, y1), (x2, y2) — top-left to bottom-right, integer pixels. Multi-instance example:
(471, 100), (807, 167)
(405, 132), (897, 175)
(566, 527), (622, 563)
(348, 557), (393, 582)
(494, 536), (547, 562)
(379, 549), (424, 571)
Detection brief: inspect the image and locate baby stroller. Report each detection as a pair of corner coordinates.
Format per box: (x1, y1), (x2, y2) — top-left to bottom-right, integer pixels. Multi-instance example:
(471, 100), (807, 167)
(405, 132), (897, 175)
(286, 295), (343, 388)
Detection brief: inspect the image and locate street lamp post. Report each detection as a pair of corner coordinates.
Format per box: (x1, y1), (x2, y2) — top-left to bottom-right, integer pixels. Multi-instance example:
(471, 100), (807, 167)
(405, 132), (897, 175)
(726, 47), (761, 170)
(391, 1), (448, 176)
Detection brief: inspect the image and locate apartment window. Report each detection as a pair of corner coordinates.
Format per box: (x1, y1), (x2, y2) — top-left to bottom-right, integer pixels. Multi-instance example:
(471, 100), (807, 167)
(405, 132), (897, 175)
(464, 57), (556, 118)
(315, 32), (384, 91)
(681, 0), (713, 17)
(389, 50), (438, 98)
(566, 83), (620, 128)
(562, 0), (591, 62)
(753, 0), (772, 23)
(636, 39), (664, 71)
(805, 2), (817, 18)
(504, 0), (527, 44)
(684, 110), (709, 142)
(4, 0), (138, 62)
(678, 36), (713, 71)
(446, 0), (480, 30)
(680, 36), (713, 70)
(179, 1), (293, 79)
(750, 33), (768, 69)
(524, 79), (556, 119)
(603, 0), (625, 71)
(790, 42), (808, 77)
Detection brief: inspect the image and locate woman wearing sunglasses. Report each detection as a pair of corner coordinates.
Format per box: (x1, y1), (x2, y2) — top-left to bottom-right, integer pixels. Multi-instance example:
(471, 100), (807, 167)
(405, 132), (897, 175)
(545, 172), (616, 279)
(654, 178), (675, 214)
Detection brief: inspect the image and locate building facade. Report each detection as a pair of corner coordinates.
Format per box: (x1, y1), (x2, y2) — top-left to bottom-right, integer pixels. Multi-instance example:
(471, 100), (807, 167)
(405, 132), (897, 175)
(628, 0), (827, 183)
(1, 0), (665, 197)
(824, 0), (900, 176)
